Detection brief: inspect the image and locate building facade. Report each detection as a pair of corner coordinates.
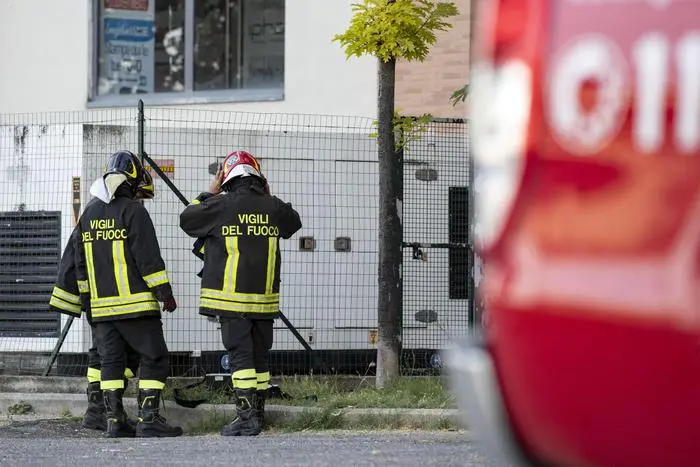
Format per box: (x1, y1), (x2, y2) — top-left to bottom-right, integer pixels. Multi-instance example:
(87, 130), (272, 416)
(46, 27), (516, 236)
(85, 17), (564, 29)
(0, 0), (377, 116)
(396, 0), (470, 118)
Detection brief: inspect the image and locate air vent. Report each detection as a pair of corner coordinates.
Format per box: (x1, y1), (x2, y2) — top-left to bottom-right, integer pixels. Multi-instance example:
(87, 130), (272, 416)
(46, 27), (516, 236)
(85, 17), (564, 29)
(0, 211), (62, 337)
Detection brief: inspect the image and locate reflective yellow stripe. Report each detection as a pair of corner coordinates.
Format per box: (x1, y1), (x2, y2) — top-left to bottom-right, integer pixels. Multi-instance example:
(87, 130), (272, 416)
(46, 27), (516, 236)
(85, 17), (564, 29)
(91, 300), (160, 318)
(101, 379), (124, 390)
(223, 236), (240, 293)
(87, 367), (101, 383)
(232, 369), (258, 389)
(201, 289), (279, 303)
(191, 199), (201, 205)
(256, 371), (270, 391)
(77, 280), (89, 293)
(143, 270), (169, 288)
(52, 287), (80, 305)
(49, 296), (81, 314)
(91, 291), (156, 307)
(113, 240), (130, 296)
(265, 237), (277, 294)
(124, 368), (135, 379)
(84, 242), (98, 298)
(200, 297), (278, 314)
(138, 379), (165, 390)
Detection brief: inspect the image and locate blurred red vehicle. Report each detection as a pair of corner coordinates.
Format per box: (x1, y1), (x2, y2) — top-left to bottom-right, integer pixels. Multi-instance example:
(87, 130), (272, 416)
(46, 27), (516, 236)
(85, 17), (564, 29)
(446, 0), (700, 466)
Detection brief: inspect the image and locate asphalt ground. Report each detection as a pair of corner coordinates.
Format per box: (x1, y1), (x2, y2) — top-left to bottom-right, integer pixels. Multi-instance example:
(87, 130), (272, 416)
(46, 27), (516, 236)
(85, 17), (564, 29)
(0, 419), (508, 467)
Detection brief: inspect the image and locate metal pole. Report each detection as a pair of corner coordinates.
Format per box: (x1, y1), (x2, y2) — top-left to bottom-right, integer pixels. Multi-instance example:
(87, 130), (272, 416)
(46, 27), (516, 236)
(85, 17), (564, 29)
(42, 316), (74, 376)
(138, 99), (145, 167)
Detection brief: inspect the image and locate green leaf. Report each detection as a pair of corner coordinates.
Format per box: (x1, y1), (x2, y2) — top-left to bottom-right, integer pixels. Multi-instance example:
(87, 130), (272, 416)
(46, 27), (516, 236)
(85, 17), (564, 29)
(333, 0), (459, 62)
(449, 84), (468, 106)
(368, 111), (433, 150)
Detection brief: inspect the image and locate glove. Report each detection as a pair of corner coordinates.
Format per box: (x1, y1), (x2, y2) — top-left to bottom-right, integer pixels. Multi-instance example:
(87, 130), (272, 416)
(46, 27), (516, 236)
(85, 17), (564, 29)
(163, 296), (177, 313)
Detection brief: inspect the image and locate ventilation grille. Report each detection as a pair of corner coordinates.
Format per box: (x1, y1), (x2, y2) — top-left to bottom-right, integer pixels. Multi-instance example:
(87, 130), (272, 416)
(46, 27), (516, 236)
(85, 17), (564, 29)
(0, 211), (62, 337)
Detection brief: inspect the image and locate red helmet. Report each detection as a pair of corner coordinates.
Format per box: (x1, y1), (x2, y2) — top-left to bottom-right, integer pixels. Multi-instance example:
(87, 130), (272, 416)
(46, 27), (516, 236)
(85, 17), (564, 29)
(221, 151), (264, 187)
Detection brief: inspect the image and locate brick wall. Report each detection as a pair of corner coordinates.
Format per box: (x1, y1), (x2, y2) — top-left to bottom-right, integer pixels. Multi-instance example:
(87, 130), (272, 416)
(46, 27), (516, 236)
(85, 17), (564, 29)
(395, 0), (470, 119)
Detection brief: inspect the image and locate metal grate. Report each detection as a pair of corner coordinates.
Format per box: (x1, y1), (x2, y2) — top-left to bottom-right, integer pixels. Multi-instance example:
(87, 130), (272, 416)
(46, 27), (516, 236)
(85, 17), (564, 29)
(0, 211), (62, 337)
(448, 186), (469, 300)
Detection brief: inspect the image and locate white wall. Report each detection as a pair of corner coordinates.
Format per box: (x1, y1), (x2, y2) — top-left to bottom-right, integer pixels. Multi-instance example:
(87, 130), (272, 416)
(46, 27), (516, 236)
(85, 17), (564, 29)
(0, 124), (87, 353)
(0, 0), (377, 117)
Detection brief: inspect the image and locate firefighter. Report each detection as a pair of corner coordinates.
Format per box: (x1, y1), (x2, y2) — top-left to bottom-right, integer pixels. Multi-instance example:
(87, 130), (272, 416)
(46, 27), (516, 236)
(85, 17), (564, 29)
(73, 150), (182, 438)
(49, 226), (141, 431)
(49, 177), (156, 431)
(179, 151), (302, 436)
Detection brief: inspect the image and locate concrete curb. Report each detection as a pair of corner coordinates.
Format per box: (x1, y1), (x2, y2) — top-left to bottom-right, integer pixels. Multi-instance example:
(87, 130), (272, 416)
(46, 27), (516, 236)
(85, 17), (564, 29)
(0, 392), (462, 432)
(0, 375), (204, 395)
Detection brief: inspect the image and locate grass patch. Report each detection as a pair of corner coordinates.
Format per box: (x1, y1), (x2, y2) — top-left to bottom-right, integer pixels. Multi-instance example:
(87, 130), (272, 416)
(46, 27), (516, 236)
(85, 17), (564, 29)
(187, 407), (461, 435)
(165, 375), (455, 410)
(273, 375), (456, 410)
(176, 376), (460, 434)
(7, 402), (33, 415)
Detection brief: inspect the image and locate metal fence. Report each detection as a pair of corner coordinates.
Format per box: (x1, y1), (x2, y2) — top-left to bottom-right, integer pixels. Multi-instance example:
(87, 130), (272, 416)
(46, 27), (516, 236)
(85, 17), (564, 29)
(0, 104), (471, 378)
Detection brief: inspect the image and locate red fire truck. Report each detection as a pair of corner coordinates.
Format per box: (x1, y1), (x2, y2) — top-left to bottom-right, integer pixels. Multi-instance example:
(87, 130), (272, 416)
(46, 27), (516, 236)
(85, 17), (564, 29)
(447, 0), (700, 466)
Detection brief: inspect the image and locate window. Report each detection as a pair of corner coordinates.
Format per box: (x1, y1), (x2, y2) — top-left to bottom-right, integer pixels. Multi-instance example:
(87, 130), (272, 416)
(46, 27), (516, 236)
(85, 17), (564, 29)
(92, 0), (285, 105)
(448, 187), (469, 300)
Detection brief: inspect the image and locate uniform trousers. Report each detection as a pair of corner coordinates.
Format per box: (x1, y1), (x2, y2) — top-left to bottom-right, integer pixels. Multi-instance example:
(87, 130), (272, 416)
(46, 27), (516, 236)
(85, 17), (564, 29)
(87, 324), (139, 383)
(95, 317), (169, 391)
(220, 316), (274, 391)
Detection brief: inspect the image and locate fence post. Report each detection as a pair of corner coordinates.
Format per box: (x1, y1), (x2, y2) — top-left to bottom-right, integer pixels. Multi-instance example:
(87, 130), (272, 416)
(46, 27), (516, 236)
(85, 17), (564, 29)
(468, 121), (477, 333)
(396, 128), (404, 374)
(138, 100), (145, 166)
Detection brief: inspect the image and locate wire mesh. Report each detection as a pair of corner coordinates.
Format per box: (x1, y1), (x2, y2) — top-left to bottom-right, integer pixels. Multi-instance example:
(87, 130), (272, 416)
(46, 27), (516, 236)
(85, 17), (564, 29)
(0, 106), (471, 378)
(0, 109), (138, 376)
(402, 118), (470, 374)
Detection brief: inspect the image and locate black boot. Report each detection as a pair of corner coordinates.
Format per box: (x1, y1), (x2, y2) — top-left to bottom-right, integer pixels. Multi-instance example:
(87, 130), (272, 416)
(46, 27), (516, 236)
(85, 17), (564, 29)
(221, 389), (261, 437)
(82, 382), (106, 431)
(255, 389), (266, 429)
(135, 389), (183, 438)
(122, 378), (138, 431)
(103, 389), (136, 438)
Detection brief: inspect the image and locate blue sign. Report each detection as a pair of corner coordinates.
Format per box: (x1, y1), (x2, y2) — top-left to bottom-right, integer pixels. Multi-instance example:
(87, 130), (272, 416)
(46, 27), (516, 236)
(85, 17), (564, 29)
(104, 18), (154, 43)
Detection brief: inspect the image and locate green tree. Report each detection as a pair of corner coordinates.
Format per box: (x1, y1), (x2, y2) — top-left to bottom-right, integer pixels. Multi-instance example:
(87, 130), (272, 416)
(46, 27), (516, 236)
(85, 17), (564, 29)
(333, 0), (458, 388)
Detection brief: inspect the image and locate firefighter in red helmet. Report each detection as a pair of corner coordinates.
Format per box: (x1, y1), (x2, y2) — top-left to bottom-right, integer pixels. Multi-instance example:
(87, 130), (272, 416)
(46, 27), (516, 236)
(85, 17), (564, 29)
(180, 150), (302, 436)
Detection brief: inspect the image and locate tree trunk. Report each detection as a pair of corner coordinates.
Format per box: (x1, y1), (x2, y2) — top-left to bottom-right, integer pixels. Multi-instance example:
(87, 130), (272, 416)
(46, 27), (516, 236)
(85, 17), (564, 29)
(375, 57), (402, 389)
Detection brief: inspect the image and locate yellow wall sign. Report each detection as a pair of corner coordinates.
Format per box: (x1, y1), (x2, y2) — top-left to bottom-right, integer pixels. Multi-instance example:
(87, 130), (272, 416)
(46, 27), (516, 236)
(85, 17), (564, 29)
(368, 330), (378, 345)
(145, 158), (175, 178)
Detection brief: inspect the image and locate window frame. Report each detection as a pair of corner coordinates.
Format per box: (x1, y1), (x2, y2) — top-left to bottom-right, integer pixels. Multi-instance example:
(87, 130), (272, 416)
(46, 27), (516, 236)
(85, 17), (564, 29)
(87, 0), (285, 108)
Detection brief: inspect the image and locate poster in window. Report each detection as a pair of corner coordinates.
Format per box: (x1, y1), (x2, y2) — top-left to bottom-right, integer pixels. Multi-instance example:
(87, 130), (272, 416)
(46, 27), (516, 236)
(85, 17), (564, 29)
(243, 0), (285, 89)
(100, 2), (155, 95)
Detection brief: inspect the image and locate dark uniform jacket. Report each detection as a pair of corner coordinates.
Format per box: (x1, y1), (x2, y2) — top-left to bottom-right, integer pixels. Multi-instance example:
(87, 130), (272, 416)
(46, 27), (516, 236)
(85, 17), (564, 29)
(49, 227), (84, 318)
(74, 194), (173, 322)
(179, 178), (302, 319)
